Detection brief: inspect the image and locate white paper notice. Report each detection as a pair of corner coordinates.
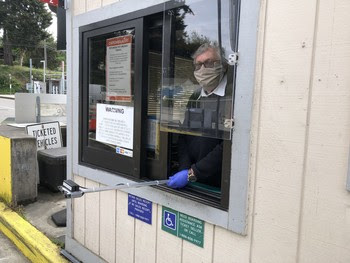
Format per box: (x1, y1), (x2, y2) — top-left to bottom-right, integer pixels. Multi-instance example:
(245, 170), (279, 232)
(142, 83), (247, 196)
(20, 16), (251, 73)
(96, 103), (134, 150)
(106, 35), (133, 102)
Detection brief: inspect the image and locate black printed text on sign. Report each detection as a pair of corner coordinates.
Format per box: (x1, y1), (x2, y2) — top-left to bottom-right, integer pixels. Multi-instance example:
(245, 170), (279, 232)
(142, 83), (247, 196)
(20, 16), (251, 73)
(26, 121), (62, 150)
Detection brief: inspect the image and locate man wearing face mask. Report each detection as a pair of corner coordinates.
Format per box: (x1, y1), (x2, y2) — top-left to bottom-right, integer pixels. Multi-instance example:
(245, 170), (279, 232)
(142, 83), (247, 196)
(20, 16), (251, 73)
(167, 43), (232, 189)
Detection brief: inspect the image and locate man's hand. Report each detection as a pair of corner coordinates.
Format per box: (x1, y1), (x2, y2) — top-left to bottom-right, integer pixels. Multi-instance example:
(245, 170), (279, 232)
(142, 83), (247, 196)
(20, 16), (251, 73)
(167, 169), (189, 189)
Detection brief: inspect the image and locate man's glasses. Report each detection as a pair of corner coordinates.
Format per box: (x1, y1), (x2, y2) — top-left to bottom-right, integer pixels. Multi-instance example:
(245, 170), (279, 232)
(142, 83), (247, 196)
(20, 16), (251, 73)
(194, 60), (221, 71)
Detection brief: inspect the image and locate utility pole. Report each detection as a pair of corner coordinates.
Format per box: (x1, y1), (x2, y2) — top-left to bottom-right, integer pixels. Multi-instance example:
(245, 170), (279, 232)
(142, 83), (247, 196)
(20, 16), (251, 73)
(44, 40), (47, 70)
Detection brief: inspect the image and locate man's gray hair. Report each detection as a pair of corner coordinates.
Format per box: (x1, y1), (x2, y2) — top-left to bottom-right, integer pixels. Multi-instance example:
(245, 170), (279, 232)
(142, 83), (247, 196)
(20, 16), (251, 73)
(192, 43), (223, 63)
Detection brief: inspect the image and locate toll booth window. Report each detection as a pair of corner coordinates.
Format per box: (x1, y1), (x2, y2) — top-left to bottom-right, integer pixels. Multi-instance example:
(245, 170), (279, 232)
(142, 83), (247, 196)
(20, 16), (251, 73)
(160, 0), (235, 140)
(88, 30), (135, 152)
(159, 0), (238, 209)
(80, 0), (240, 209)
(80, 19), (144, 177)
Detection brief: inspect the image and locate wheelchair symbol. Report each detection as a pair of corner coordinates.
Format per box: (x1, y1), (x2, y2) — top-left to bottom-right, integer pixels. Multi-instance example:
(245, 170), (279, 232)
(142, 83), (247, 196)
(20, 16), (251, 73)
(164, 211), (176, 230)
(166, 214), (174, 227)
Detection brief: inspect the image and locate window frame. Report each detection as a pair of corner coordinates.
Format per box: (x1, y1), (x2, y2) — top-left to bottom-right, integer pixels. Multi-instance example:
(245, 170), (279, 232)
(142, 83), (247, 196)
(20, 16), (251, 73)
(79, 18), (146, 179)
(70, 0), (260, 235)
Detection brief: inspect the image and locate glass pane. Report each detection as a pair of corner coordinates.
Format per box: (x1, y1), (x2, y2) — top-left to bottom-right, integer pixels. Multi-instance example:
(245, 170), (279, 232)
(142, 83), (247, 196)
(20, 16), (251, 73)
(160, 0), (235, 140)
(146, 14), (163, 160)
(87, 29), (135, 157)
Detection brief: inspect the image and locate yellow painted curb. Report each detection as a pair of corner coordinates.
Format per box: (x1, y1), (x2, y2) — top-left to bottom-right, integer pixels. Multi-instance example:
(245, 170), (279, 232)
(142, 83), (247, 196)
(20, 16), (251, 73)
(0, 136), (12, 204)
(0, 202), (67, 263)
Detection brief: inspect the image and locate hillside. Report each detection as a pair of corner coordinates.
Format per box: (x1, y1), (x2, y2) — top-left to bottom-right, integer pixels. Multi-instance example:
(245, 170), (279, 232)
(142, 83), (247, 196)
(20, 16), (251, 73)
(0, 65), (61, 94)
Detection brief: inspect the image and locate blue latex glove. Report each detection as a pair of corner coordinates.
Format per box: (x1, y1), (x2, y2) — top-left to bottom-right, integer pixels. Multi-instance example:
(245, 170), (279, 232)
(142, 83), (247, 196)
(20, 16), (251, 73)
(167, 169), (188, 189)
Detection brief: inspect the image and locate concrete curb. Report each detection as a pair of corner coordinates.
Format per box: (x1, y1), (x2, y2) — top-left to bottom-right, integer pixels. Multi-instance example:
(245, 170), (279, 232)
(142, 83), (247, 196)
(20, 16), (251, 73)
(0, 95), (15, 100)
(0, 202), (67, 263)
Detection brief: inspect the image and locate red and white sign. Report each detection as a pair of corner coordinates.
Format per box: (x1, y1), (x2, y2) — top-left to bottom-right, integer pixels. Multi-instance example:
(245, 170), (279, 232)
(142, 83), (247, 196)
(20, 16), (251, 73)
(106, 35), (133, 102)
(39, 0), (58, 6)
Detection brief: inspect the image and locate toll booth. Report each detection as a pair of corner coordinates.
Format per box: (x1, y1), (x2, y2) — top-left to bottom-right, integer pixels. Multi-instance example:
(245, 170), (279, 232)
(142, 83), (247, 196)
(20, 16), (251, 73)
(63, 0), (350, 262)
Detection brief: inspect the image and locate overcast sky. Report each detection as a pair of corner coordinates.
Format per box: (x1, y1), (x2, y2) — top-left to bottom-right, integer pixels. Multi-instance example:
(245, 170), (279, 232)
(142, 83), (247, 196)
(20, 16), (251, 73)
(47, 4), (57, 39)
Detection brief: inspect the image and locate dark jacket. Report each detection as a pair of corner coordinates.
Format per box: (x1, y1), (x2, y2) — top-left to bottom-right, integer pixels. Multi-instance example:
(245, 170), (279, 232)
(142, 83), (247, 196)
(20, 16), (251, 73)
(178, 71), (233, 187)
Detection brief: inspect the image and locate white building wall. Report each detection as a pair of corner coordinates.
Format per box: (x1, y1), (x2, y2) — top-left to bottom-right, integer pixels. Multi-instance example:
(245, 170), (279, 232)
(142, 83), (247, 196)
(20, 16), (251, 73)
(69, 0), (350, 262)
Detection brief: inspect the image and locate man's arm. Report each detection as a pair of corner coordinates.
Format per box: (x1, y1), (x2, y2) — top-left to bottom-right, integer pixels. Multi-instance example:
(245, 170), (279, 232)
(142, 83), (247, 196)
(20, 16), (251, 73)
(191, 141), (223, 181)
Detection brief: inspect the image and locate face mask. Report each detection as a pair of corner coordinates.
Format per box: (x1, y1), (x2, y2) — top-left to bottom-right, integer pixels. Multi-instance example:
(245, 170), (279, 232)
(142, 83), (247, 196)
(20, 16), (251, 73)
(194, 64), (224, 93)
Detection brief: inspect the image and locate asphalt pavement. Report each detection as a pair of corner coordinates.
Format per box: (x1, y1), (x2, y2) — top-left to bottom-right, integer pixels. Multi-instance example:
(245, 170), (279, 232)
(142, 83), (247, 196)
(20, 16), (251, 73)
(0, 96), (15, 123)
(0, 231), (29, 262)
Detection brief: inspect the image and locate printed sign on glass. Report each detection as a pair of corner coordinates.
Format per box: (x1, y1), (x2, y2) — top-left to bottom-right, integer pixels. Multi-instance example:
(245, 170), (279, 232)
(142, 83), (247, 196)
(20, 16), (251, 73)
(96, 103), (134, 153)
(106, 35), (132, 102)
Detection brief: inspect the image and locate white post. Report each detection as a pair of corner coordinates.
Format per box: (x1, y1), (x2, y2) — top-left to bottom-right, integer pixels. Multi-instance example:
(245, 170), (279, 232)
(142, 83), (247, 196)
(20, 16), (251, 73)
(40, 60), (46, 83)
(61, 61), (65, 94)
(9, 74), (12, 94)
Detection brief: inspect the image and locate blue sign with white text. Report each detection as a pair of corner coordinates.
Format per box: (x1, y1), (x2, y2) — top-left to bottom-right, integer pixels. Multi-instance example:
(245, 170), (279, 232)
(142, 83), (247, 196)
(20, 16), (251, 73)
(128, 194), (152, 225)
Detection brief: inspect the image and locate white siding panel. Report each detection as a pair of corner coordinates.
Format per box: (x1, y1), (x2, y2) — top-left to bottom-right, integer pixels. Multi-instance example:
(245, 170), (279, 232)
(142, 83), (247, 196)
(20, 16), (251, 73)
(116, 191), (134, 263)
(182, 223), (214, 263)
(73, 0), (86, 16)
(251, 0), (317, 262)
(102, 0), (120, 7)
(85, 179), (100, 255)
(73, 175), (85, 245)
(298, 0), (350, 262)
(156, 205), (182, 263)
(87, 0), (102, 12)
(100, 189), (116, 263)
(213, 226), (250, 263)
(134, 203), (157, 263)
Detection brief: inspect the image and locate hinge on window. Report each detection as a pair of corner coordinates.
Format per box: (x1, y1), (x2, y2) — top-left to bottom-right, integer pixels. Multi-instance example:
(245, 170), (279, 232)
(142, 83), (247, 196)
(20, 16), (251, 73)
(228, 52), (239, 66)
(224, 118), (235, 131)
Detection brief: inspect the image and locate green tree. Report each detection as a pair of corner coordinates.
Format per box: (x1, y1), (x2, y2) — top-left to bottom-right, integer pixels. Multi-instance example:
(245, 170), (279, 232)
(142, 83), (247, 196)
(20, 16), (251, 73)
(0, 0), (52, 66)
(23, 36), (66, 70)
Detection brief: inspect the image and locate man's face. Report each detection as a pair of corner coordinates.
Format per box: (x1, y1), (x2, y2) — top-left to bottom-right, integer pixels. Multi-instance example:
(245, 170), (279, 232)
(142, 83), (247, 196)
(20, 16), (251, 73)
(194, 48), (220, 68)
(193, 48), (224, 93)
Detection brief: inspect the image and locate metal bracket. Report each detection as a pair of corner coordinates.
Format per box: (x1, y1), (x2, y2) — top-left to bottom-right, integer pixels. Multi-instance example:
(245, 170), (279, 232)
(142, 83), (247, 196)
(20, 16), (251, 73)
(58, 179), (169, 199)
(224, 118), (235, 130)
(228, 52), (239, 65)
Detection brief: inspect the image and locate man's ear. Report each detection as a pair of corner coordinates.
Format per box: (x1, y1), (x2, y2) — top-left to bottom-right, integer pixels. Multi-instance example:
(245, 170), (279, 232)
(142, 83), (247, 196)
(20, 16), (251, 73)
(222, 59), (228, 72)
